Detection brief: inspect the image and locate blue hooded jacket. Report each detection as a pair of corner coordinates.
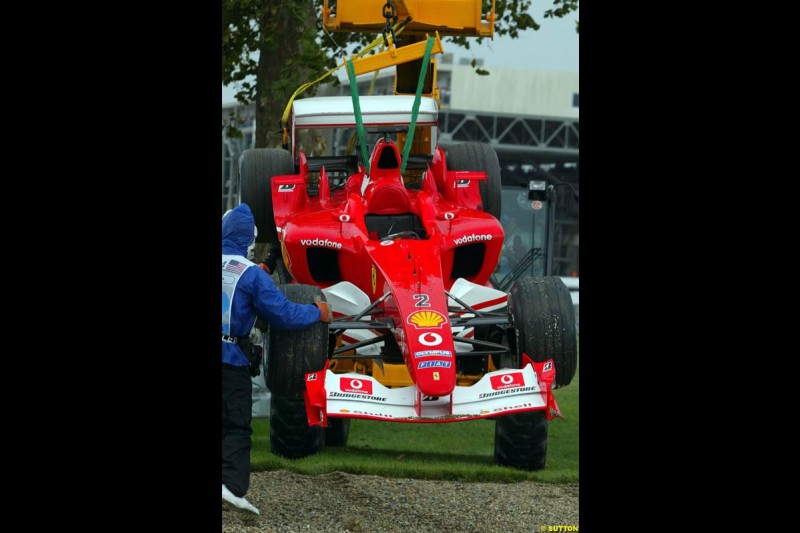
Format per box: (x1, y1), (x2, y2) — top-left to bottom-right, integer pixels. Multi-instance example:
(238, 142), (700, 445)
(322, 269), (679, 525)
(222, 204), (321, 366)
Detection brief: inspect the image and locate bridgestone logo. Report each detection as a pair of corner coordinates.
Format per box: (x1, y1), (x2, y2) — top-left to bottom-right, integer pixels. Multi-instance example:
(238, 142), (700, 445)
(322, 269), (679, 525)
(478, 386), (539, 399)
(300, 238), (342, 249)
(454, 234), (492, 245)
(329, 391), (387, 402)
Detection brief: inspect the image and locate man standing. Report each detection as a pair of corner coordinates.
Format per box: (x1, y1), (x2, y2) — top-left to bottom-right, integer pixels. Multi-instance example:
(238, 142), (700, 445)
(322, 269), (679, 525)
(222, 204), (331, 516)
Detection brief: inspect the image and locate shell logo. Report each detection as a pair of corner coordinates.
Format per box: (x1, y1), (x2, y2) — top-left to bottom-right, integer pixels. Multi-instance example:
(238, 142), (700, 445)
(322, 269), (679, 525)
(407, 310), (446, 328)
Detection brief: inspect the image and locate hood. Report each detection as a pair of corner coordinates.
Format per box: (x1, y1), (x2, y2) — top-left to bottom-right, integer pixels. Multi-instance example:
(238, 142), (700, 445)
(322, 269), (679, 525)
(222, 203), (256, 256)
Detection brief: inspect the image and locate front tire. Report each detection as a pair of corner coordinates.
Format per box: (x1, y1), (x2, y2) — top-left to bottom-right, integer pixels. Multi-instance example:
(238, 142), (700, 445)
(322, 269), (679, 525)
(267, 284), (328, 459)
(495, 411), (548, 470)
(494, 276), (577, 471)
(324, 418), (351, 447)
(511, 277), (577, 387)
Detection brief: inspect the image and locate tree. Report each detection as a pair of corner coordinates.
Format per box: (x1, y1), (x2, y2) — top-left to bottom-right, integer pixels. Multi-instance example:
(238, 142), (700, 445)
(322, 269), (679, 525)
(223, 0), (330, 147)
(545, 0), (579, 33)
(222, 0), (579, 148)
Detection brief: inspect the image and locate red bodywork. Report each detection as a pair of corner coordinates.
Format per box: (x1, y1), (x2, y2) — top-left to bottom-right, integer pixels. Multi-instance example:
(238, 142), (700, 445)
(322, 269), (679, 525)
(272, 140), (503, 398)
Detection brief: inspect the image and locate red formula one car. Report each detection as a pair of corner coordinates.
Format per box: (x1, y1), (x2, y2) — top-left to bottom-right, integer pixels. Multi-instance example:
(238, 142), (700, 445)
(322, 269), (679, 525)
(240, 95), (577, 470)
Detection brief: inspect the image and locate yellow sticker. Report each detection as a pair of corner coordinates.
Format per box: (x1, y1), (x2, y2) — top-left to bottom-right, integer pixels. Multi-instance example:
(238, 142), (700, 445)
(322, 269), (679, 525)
(371, 265), (377, 294)
(280, 240), (290, 271)
(433, 372), (440, 381)
(407, 310), (446, 328)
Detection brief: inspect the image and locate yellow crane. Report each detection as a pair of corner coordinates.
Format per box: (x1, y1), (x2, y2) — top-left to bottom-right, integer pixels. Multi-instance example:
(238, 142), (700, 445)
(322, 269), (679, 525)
(323, 0), (494, 92)
(280, 1), (495, 148)
(312, 0), (496, 169)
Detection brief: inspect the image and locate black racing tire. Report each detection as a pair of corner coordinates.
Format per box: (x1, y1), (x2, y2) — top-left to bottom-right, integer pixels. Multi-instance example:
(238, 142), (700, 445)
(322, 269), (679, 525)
(495, 410), (548, 470)
(270, 396), (323, 459)
(493, 277), (577, 470)
(239, 148), (294, 244)
(445, 143), (502, 220)
(510, 276), (577, 388)
(266, 284), (328, 396)
(324, 418), (351, 447)
(267, 284), (328, 459)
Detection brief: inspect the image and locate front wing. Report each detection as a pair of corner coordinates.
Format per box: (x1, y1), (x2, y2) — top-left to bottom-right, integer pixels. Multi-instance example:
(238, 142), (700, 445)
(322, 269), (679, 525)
(304, 356), (562, 426)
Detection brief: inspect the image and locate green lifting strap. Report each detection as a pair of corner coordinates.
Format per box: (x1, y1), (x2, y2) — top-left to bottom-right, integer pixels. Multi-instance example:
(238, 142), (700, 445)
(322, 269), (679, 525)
(346, 58), (370, 171)
(400, 36), (435, 175)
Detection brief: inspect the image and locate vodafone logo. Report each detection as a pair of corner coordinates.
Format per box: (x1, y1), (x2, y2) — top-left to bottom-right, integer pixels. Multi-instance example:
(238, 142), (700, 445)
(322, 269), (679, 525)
(300, 238), (342, 249)
(418, 332), (442, 346)
(454, 234), (492, 245)
(340, 377), (373, 395)
(490, 372), (525, 390)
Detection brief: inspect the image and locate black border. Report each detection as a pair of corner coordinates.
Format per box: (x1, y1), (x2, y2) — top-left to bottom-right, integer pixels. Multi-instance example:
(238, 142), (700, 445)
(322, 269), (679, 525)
(50, 5), (224, 529)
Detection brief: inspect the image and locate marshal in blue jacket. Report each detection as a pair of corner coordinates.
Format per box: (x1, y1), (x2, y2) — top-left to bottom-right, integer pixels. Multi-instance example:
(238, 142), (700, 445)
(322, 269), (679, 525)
(222, 204), (321, 367)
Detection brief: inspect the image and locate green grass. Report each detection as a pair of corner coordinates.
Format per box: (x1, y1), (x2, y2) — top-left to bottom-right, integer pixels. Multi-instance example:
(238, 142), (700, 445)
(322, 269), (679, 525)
(251, 361), (578, 483)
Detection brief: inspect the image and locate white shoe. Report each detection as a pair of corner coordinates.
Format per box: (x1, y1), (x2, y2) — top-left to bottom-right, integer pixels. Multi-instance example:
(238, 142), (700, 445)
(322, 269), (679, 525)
(222, 484), (260, 516)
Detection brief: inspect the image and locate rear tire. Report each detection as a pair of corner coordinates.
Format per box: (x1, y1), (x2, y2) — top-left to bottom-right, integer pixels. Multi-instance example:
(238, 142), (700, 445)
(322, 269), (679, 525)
(445, 143), (502, 220)
(239, 148), (294, 244)
(267, 284), (328, 459)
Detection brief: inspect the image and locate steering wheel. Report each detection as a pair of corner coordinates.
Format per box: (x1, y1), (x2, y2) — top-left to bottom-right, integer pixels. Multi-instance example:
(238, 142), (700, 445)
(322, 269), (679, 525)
(382, 230), (422, 240)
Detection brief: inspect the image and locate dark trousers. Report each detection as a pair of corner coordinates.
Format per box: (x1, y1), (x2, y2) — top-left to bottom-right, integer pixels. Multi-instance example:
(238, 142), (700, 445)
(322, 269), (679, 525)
(222, 363), (253, 497)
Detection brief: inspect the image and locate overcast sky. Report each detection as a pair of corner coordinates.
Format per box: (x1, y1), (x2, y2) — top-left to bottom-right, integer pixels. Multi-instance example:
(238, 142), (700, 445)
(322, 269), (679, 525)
(222, 1), (579, 104)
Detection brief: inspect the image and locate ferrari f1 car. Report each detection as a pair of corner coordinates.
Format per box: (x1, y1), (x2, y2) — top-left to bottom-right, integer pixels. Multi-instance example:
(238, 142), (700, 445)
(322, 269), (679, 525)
(240, 95), (577, 470)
